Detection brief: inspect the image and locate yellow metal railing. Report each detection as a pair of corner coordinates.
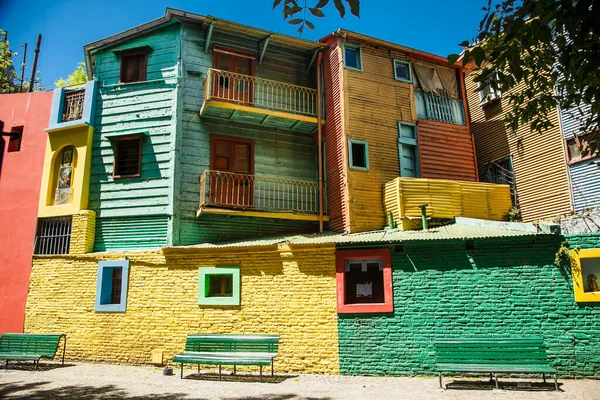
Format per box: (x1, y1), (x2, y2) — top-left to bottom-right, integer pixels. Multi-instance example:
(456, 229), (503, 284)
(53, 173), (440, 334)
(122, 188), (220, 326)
(199, 170), (321, 214)
(204, 68), (318, 117)
(384, 177), (513, 224)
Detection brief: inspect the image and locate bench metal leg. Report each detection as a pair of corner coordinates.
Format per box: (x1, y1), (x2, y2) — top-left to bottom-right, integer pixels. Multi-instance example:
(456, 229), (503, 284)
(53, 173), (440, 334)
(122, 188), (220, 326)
(197, 364), (200, 374)
(554, 374), (558, 391)
(271, 359), (274, 377)
(260, 365), (263, 383)
(489, 373), (493, 382)
(219, 365), (222, 381)
(61, 335), (67, 366)
(180, 363), (183, 379)
(5, 360), (8, 370)
(543, 373), (546, 383)
(233, 365), (236, 375)
(439, 372), (443, 389)
(35, 360), (38, 371)
(494, 373), (499, 389)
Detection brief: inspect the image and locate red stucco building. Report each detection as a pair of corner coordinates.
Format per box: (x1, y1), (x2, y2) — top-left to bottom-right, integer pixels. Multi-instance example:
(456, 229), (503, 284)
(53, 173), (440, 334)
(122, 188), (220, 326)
(0, 91), (52, 334)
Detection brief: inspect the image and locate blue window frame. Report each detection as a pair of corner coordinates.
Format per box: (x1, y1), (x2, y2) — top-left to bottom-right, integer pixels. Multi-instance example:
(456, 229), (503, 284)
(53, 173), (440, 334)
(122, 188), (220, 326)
(348, 139), (369, 170)
(95, 260), (130, 312)
(398, 123), (420, 177)
(393, 60), (412, 83)
(343, 44), (363, 71)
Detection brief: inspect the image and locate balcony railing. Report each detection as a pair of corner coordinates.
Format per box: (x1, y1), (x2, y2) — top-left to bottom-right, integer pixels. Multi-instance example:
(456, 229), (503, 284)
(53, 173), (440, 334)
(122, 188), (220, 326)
(61, 88), (85, 122)
(414, 91), (465, 125)
(204, 68), (318, 117)
(199, 170), (321, 215)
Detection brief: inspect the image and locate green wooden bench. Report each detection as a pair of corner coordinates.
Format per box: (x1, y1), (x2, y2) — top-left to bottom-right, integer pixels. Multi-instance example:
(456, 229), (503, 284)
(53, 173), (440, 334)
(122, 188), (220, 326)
(172, 334), (279, 382)
(0, 333), (66, 370)
(435, 338), (558, 391)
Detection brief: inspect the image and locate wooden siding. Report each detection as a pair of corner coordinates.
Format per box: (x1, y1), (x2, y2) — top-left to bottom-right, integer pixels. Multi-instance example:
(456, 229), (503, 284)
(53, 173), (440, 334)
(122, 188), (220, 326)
(176, 24), (319, 244)
(89, 24), (180, 248)
(323, 36), (349, 233)
(417, 120), (478, 181)
(465, 70), (572, 221)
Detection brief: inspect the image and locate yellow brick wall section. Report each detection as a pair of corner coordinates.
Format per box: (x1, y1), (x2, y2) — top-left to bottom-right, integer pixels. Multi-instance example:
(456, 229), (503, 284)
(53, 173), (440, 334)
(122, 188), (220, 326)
(69, 210), (96, 254)
(24, 244), (339, 374)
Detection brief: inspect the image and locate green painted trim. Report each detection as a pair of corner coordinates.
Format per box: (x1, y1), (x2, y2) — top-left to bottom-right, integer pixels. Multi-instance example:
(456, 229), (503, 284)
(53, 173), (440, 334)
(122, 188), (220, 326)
(204, 22), (215, 54)
(100, 77), (172, 89)
(259, 35), (271, 65)
(343, 43), (363, 72)
(393, 60), (412, 83)
(198, 266), (241, 306)
(348, 139), (369, 171)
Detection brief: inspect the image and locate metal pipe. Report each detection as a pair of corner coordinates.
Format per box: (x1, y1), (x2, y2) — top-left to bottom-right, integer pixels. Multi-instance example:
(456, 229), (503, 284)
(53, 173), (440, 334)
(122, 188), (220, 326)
(19, 43), (27, 93)
(28, 34), (41, 92)
(421, 205), (428, 230)
(317, 51), (324, 232)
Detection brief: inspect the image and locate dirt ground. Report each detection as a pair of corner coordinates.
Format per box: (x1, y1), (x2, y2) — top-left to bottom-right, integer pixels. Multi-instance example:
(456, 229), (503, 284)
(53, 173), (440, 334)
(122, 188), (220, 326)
(1, 362), (599, 399)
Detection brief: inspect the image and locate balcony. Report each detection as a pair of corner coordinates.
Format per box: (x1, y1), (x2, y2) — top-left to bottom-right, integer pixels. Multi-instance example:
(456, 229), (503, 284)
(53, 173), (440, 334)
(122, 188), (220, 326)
(414, 92), (466, 125)
(200, 68), (323, 134)
(197, 170), (327, 222)
(384, 177), (512, 230)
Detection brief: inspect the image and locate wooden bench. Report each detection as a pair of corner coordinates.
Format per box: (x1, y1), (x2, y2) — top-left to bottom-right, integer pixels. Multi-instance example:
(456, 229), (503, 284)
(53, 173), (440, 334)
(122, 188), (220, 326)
(0, 333), (66, 370)
(435, 338), (558, 391)
(173, 334), (279, 382)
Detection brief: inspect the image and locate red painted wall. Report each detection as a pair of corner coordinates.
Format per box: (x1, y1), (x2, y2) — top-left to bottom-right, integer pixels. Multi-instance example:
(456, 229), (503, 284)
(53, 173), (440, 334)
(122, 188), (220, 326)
(0, 91), (52, 334)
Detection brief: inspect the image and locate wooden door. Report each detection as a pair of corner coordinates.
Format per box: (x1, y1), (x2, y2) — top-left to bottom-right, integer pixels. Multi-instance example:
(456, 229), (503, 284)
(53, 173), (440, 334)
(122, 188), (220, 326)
(210, 136), (254, 208)
(213, 52), (254, 105)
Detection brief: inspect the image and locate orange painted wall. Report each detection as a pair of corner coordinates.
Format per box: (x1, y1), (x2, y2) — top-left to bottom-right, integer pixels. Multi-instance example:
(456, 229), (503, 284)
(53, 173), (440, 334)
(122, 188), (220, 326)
(0, 91), (52, 334)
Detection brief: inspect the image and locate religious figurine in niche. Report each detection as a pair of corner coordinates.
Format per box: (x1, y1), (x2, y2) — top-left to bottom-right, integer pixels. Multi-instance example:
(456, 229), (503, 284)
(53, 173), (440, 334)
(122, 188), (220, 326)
(588, 274), (599, 292)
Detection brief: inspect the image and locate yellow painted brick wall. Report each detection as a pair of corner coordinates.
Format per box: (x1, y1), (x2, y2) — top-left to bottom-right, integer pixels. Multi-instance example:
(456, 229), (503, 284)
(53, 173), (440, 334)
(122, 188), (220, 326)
(24, 244), (339, 374)
(69, 210), (96, 254)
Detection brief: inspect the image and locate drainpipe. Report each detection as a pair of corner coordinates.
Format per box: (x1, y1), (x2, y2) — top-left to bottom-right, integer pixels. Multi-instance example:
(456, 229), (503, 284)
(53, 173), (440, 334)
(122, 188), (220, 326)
(317, 51), (324, 233)
(420, 205), (428, 230)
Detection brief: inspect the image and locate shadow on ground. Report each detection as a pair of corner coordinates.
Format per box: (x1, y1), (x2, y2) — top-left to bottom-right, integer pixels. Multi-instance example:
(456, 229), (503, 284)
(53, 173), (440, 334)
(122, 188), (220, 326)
(3, 362), (76, 372)
(184, 372), (296, 384)
(0, 381), (332, 400)
(446, 379), (562, 392)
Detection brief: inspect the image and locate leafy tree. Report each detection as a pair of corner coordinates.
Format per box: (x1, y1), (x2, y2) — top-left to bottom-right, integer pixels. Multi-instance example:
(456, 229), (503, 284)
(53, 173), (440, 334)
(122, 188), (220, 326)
(0, 30), (18, 93)
(451, 0), (600, 155)
(273, 0), (359, 34)
(55, 62), (87, 88)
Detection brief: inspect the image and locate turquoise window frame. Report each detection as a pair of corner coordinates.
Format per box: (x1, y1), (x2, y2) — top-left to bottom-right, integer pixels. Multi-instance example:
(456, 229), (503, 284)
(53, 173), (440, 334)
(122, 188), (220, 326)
(348, 139), (369, 171)
(198, 266), (241, 306)
(343, 43), (363, 72)
(398, 122), (420, 178)
(95, 260), (130, 313)
(393, 60), (412, 83)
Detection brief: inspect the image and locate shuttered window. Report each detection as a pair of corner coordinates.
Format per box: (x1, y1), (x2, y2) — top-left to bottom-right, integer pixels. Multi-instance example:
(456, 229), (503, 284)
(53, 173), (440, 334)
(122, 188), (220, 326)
(398, 122), (420, 177)
(113, 137), (142, 178)
(120, 53), (147, 83)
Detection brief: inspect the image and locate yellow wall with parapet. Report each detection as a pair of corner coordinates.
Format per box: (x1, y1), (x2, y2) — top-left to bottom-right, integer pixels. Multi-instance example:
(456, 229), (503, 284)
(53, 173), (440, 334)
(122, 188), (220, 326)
(24, 244), (339, 374)
(38, 125), (93, 217)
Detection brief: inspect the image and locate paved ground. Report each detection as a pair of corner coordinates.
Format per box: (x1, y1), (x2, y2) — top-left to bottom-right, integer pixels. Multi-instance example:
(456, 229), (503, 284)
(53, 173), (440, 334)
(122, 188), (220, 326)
(0, 362), (599, 399)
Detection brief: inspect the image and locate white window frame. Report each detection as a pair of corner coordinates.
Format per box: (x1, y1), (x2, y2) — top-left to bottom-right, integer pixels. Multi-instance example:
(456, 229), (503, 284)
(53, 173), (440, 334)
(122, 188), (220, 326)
(393, 60), (412, 83)
(343, 43), (363, 72)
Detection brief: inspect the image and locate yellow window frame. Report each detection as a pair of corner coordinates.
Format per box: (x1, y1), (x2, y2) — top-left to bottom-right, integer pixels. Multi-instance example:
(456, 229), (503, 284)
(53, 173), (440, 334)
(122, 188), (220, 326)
(570, 248), (600, 303)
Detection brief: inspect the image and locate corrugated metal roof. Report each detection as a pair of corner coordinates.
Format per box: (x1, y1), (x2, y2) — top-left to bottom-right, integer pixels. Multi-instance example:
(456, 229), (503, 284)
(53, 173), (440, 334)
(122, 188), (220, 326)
(165, 218), (543, 250)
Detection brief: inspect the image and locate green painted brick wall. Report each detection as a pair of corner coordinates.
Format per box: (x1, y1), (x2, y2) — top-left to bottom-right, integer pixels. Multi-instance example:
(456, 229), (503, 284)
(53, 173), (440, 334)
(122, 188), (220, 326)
(338, 234), (600, 377)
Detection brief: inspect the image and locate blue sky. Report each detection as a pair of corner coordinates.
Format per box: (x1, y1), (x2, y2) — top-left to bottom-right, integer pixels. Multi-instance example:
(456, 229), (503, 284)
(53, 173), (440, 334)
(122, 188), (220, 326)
(0, 0), (487, 89)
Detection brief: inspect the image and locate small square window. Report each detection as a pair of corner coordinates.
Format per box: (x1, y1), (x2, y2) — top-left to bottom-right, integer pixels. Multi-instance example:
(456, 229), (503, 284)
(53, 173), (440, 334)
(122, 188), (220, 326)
(566, 134), (591, 163)
(113, 136), (142, 178)
(95, 260), (130, 312)
(348, 139), (369, 170)
(198, 267), (240, 306)
(570, 248), (600, 303)
(336, 249), (393, 314)
(7, 126), (23, 152)
(120, 53), (147, 83)
(343, 44), (362, 71)
(393, 60), (412, 83)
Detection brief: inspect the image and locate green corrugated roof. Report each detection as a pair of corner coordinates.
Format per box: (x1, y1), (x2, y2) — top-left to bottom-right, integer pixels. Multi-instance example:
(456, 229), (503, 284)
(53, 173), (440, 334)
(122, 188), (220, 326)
(165, 218), (546, 250)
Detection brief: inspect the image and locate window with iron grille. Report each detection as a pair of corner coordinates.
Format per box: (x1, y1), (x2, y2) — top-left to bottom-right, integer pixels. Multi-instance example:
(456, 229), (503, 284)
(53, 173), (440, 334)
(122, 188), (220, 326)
(113, 136), (142, 178)
(34, 216), (72, 255)
(61, 89), (85, 122)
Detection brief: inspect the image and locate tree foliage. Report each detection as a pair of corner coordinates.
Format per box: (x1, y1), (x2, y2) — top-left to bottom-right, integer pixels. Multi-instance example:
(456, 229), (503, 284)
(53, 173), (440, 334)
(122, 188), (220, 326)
(273, 0), (359, 34)
(0, 30), (18, 94)
(451, 0), (600, 154)
(54, 62), (87, 88)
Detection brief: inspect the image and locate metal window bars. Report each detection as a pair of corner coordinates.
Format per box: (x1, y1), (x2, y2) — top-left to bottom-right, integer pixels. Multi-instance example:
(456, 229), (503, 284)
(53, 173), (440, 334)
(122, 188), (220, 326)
(34, 216), (72, 255)
(61, 89), (85, 122)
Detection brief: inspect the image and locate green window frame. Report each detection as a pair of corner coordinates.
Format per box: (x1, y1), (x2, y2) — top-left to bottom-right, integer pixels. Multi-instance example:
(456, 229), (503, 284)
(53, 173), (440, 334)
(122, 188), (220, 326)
(95, 260), (130, 313)
(348, 139), (369, 170)
(198, 266), (241, 306)
(343, 43), (363, 71)
(393, 60), (412, 83)
(398, 122), (420, 178)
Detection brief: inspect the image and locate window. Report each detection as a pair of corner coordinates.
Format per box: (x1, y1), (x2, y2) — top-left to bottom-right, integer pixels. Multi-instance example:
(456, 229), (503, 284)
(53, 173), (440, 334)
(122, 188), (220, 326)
(113, 136), (142, 178)
(120, 53), (147, 83)
(393, 60), (412, 83)
(198, 267), (241, 306)
(398, 123), (419, 177)
(348, 139), (369, 170)
(7, 126), (23, 152)
(55, 146), (75, 205)
(478, 72), (501, 105)
(95, 260), (130, 312)
(34, 216), (72, 255)
(570, 248), (600, 303)
(61, 89), (85, 122)
(566, 134), (591, 163)
(336, 249), (393, 314)
(343, 44), (362, 71)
